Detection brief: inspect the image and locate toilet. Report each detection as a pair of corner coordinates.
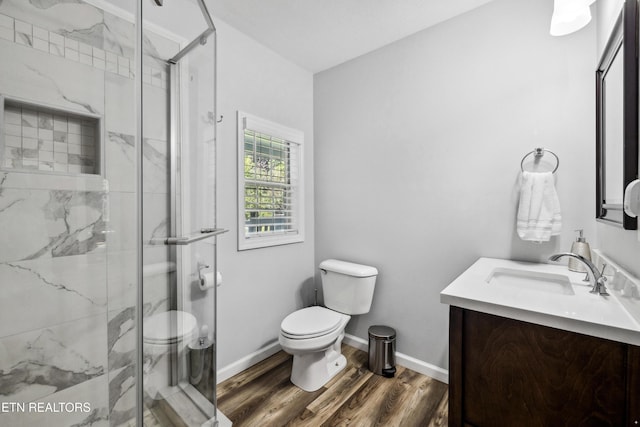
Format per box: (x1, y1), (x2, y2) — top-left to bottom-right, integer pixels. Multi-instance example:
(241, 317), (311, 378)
(143, 310), (198, 399)
(279, 259), (378, 392)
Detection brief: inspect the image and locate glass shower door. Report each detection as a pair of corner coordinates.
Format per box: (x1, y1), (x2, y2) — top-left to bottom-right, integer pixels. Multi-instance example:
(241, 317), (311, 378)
(0, 0), (222, 425)
(140, 0), (222, 425)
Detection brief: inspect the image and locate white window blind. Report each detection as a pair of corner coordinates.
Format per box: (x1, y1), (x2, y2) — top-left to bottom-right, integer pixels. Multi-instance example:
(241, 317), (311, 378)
(237, 111), (304, 250)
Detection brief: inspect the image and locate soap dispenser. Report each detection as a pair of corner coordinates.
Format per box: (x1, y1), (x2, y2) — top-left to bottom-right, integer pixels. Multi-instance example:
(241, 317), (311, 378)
(568, 229), (592, 272)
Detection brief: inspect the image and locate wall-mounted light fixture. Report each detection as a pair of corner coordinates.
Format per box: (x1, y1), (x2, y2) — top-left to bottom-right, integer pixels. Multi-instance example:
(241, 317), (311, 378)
(550, 0), (596, 36)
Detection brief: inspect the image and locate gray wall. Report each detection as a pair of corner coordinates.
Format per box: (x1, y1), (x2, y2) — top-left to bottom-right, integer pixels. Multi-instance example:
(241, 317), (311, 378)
(215, 18), (315, 368)
(314, 0), (596, 369)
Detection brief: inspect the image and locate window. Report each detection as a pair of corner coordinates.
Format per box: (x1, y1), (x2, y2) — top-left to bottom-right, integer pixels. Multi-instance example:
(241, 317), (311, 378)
(237, 111), (304, 250)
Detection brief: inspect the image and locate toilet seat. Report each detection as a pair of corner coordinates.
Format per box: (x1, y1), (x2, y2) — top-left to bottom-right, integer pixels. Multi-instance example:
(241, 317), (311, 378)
(143, 310), (198, 345)
(281, 306), (345, 339)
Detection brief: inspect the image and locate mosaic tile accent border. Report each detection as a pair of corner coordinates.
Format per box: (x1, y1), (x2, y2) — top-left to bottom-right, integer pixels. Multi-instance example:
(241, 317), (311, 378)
(0, 13), (167, 89)
(3, 102), (99, 174)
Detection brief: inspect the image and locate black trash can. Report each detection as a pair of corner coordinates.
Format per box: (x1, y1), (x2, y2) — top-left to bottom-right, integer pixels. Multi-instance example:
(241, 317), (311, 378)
(368, 325), (396, 377)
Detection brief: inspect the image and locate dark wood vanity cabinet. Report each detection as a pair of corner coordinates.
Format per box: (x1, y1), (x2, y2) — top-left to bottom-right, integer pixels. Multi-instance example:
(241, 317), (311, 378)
(449, 307), (640, 426)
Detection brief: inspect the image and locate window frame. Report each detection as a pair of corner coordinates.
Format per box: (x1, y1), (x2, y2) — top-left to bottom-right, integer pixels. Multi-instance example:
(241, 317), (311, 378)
(237, 111), (304, 250)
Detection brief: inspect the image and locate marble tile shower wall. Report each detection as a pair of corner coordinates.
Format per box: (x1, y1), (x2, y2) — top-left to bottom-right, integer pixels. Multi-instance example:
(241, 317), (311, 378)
(0, 1), (178, 426)
(0, 10), (167, 87)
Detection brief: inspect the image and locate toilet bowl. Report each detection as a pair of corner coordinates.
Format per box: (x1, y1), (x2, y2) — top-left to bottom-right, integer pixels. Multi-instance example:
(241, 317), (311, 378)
(279, 306), (351, 392)
(143, 310), (198, 399)
(279, 259), (378, 392)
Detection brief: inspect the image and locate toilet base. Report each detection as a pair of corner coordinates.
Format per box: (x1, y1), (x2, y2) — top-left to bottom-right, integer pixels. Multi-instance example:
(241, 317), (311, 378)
(289, 333), (347, 392)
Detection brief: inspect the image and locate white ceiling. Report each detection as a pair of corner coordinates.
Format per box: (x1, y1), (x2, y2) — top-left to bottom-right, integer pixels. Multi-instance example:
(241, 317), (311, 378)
(208, 0), (497, 73)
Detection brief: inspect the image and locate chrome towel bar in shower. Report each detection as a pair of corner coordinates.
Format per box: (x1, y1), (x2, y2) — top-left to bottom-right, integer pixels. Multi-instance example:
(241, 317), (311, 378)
(164, 228), (228, 245)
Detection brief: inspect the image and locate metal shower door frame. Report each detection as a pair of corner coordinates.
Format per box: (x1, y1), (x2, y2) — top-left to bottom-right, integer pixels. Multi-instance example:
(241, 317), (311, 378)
(136, 0), (222, 425)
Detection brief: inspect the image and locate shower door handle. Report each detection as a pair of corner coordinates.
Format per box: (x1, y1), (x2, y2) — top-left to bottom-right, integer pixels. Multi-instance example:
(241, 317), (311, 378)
(164, 228), (228, 245)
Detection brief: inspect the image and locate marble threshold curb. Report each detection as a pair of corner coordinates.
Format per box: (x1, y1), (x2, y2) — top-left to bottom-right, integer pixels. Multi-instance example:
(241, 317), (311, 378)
(216, 333), (449, 385)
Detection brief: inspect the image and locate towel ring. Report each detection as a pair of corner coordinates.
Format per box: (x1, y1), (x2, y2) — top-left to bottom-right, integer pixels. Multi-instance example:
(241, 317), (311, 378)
(520, 148), (559, 173)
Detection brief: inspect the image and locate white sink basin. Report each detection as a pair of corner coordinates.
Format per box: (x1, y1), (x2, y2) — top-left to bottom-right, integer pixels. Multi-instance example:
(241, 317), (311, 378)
(486, 267), (575, 295)
(441, 257), (640, 346)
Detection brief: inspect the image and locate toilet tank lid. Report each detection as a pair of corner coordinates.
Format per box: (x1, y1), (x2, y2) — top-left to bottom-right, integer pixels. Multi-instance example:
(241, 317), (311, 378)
(319, 259), (378, 277)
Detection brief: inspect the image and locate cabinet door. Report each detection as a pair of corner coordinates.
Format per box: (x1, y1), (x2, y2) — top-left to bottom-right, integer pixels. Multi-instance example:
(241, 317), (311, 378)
(629, 345), (640, 425)
(461, 310), (626, 427)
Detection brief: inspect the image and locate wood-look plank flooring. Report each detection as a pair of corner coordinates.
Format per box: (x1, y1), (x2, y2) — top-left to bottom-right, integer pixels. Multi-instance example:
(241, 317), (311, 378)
(217, 344), (448, 427)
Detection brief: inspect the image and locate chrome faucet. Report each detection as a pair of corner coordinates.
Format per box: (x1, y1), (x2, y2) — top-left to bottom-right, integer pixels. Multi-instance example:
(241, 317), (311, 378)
(548, 252), (609, 296)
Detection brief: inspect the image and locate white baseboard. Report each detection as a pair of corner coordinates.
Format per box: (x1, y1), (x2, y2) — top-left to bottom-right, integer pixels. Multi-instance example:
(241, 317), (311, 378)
(343, 333), (449, 384)
(216, 341), (282, 384)
(216, 334), (449, 386)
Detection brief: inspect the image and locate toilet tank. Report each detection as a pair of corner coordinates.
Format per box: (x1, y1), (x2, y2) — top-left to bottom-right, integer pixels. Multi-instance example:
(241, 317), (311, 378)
(320, 259), (378, 315)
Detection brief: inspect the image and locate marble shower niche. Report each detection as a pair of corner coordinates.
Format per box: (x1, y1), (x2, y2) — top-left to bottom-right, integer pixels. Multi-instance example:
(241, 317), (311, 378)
(1, 97), (101, 175)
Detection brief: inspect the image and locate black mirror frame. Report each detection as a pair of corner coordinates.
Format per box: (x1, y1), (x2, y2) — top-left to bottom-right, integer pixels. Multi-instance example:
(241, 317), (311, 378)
(596, 0), (639, 230)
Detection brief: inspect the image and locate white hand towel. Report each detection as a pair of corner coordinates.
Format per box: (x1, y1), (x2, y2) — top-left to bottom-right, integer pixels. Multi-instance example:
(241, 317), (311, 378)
(517, 171), (562, 242)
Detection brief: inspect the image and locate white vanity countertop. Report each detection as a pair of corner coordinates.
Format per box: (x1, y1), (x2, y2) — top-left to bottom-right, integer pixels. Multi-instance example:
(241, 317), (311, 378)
(440, 257), (640, 346)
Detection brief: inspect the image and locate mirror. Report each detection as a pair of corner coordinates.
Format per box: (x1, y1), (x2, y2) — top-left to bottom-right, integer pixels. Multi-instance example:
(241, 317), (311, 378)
(596, 0), (639, 229)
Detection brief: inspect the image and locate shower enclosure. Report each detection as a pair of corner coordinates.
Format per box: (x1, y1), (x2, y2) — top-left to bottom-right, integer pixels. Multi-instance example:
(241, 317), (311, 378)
(0, 0), (225, 425)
